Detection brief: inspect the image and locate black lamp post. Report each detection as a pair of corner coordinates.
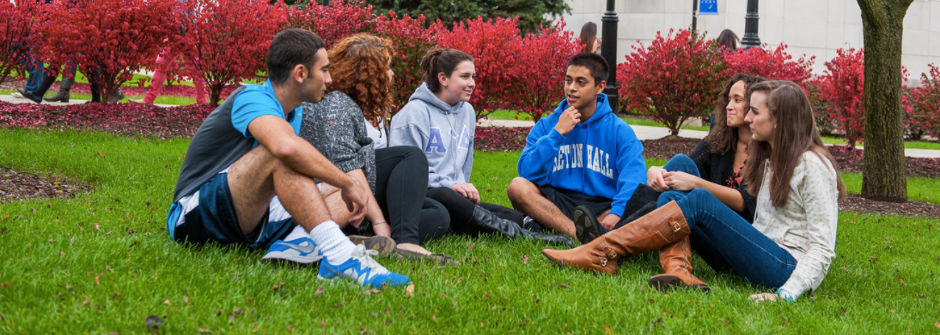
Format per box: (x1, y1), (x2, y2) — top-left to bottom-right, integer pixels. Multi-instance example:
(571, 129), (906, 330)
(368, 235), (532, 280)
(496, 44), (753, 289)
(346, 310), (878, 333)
(601, 0), (619, 113)
(740, 0), (761, 48)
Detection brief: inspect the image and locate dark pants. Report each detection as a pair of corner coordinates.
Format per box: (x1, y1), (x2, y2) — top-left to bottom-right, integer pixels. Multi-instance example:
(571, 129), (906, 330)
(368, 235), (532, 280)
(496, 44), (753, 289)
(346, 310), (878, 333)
(426, 187), (522, 236)
(677, 189), (796, 289)
(374, 146), (449, 245)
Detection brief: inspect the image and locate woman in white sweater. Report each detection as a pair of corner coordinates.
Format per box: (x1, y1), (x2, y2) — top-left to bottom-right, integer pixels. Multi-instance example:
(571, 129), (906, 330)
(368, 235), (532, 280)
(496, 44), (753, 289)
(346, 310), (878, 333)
(543, 80), (844, 302)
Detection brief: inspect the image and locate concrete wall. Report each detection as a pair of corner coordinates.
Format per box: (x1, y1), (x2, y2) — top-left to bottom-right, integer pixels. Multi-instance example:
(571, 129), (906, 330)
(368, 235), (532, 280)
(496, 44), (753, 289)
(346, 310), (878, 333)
(563, 0), (939, 80)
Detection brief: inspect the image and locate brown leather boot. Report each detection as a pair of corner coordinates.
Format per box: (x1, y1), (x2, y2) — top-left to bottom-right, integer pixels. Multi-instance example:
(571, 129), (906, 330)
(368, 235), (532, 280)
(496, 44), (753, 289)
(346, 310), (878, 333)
(541, 201), (690, 275)
(648, 237), (710, 292)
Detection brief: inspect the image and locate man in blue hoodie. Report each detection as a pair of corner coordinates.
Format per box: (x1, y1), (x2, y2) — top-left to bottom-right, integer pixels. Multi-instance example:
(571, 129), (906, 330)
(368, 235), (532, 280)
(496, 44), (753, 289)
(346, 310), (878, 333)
(507, 53), (647, 244)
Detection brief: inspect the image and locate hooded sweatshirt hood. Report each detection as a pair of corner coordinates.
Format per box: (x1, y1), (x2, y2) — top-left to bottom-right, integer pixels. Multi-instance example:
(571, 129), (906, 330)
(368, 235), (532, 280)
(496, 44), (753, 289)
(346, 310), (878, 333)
(408, 82), (466, 115)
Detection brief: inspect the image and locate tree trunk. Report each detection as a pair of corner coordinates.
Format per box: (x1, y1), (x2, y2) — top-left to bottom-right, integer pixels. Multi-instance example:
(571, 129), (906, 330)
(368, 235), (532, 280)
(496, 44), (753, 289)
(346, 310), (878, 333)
(210, 85), (222, 107)
(856, 0), (913, 202)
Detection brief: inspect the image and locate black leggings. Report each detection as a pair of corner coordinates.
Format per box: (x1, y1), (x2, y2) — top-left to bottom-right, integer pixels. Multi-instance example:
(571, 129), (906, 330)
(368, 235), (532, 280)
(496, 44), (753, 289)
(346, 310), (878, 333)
(426, 187), (523, 235)
(374, 146), (449, 245)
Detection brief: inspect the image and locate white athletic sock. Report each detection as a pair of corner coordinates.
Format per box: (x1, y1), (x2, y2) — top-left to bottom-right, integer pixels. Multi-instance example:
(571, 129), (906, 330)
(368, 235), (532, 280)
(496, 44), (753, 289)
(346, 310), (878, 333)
(309, 221), (355, 264)
(284, 225), (309, 241)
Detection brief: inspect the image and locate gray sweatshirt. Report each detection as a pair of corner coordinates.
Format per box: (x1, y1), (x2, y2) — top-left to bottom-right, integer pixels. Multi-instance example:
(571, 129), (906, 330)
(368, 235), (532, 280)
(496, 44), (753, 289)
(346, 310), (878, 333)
(390, 83), (476, 188)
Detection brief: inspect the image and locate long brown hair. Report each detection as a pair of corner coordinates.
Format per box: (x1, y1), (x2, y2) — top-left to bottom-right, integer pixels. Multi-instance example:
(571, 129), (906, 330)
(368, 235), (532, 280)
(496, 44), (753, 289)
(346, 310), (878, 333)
(579, 22), (598, 53)
(327, 33), (394, 128)
(742, 81), (846, 206)
(704, 74), (765, 154)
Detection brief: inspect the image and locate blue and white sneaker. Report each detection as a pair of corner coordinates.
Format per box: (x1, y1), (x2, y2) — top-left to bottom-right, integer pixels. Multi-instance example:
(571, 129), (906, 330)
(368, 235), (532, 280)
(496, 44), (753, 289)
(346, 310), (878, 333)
(261, 236), (323, 265)
(317, 244), (411, 288)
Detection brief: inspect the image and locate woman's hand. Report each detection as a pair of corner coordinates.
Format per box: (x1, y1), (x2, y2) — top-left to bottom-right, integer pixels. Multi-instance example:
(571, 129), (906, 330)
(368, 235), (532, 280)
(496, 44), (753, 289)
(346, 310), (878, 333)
(662, 171), (703, 192)
(748, 292), (779, 303)
(647, 166), (668, 192)
(451, 183), (480, 204)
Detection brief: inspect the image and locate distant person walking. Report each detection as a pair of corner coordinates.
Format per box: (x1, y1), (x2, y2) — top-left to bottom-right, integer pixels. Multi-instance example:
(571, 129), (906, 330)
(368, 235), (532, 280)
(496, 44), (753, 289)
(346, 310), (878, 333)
(579, 22), (601, 54)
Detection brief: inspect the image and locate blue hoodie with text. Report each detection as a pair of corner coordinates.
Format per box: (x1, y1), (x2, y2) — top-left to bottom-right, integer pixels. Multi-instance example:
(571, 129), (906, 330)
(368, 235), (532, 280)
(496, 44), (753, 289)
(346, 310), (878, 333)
(517, 93), (646, 217)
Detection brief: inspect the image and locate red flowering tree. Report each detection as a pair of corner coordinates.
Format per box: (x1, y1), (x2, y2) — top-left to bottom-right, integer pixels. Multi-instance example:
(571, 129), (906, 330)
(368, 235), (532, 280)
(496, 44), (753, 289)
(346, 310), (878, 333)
(617, 29), (726, 136)
(38, 0), (182, 102)
(375, 12), (436, 110)
(909, 64), (940, 138)
(0, 1), (48, 85)
(813, 48), (866, 148)
(722, 43), (814, 87)
(433, 17), (523, 119)
(287, 0), (375, 47)
(184, 0), (288, 105)
(508, 20), (579, 121)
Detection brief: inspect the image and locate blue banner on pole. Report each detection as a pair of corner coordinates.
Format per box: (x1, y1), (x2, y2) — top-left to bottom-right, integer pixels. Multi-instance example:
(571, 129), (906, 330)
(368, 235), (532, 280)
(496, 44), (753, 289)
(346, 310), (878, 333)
(699, 0), (718, 15)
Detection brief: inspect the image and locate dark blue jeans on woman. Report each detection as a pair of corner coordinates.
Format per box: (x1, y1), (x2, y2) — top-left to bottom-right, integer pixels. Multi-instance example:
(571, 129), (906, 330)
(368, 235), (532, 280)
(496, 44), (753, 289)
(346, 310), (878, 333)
(674, 188), (796, 289)
(654, 154), (734, 271)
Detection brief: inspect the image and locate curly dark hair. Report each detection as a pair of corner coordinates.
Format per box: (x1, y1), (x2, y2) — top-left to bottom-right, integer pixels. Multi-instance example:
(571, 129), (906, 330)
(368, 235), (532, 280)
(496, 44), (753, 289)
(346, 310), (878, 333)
(327, 33), (395, 128)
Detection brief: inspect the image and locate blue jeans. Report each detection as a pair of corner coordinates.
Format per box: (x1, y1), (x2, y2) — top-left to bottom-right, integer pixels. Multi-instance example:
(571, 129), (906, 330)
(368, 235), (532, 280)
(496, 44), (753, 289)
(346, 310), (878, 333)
(654, 154), (733, 271)
(676, 189), (796, 289)
(656, 154), (699, 207)
(16, 51), (45, 92)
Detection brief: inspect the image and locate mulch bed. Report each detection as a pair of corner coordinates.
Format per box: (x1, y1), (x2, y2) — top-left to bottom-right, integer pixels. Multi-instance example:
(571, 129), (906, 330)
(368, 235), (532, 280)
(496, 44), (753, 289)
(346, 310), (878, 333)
(0, 166), (91, 203)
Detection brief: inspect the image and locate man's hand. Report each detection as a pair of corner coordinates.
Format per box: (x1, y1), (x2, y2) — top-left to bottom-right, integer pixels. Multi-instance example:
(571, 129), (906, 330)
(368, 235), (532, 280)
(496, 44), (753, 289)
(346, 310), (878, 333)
(647, 166), (668, 192)
(553, 106), (581, 136)
(340, 177), (370, 222)
(451, 183), (480, 204)
(662, 171), (703, 192)
(600, 213), (620, 230)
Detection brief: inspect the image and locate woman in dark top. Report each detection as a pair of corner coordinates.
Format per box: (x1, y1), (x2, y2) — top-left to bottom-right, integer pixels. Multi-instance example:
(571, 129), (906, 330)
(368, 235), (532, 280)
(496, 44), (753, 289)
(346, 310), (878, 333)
(300, 33), (452, 262)
(645, 73), (764, 270)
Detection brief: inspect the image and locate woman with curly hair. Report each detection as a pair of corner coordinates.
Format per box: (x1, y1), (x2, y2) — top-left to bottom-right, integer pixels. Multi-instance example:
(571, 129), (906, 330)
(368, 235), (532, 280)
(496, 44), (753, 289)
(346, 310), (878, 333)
(299, 33), (453, 263)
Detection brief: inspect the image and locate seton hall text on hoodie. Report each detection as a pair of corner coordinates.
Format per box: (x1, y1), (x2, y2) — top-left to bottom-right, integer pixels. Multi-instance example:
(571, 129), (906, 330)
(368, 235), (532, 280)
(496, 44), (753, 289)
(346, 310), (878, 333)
(552, 143), (614, 179)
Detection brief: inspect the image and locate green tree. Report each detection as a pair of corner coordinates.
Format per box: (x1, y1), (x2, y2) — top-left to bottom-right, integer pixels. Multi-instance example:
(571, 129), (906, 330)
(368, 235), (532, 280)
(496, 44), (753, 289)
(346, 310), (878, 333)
(365, 0), (570, 33)
(856, 0), (914, 202)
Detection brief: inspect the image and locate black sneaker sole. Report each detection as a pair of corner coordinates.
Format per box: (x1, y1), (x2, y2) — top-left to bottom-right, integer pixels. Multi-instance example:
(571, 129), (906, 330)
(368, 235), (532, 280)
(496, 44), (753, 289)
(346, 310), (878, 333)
(573, 206), (600, 244)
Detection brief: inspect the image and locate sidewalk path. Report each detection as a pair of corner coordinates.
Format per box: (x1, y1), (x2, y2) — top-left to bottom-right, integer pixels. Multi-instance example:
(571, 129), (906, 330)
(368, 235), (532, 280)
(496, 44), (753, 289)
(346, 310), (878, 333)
(477, 118), (940, 159)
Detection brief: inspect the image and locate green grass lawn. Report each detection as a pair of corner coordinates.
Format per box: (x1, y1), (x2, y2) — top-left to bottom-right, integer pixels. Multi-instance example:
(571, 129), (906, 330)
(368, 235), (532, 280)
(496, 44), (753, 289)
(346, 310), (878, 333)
(1, 129), (938, 333)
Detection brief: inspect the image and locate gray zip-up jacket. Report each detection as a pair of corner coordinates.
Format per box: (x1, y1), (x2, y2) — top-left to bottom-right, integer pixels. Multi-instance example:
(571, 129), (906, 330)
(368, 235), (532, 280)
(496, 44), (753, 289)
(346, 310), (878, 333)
(390, 83), (476, 188)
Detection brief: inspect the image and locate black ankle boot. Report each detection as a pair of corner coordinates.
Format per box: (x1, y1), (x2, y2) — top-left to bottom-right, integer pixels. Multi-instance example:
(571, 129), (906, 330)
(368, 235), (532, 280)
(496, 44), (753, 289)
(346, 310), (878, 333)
(471, 206), (573, 246)
(44, 76), (73, 102)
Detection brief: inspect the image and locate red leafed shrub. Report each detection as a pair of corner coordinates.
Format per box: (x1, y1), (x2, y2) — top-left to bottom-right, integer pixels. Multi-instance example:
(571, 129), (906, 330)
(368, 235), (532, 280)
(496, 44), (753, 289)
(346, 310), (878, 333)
(0, 101), (213, 138)
(508, 20), (580, 121)
(474, 126), (530, 151)
(39, 0), (182, 102)
(813, 48), (866, 148)
(287, 0), (375, 47)
(375, 12), (436, 110)
(722, 43), (814, 87)
(0, 1), (47, 85)
(617, 29), (726, 136)
(909, 64), (940, 139)
(184, 0), (288, 106)
(434, 17), (523, 119)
